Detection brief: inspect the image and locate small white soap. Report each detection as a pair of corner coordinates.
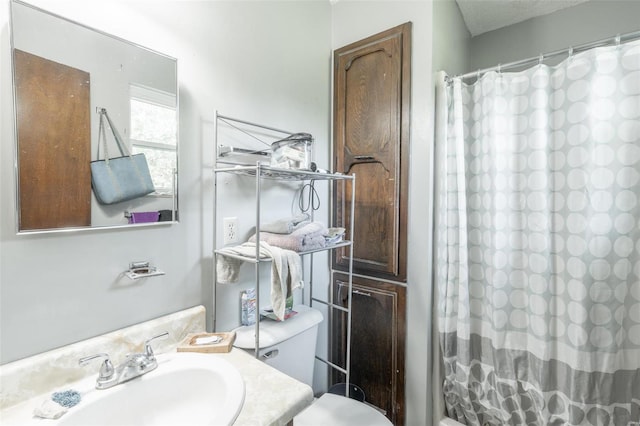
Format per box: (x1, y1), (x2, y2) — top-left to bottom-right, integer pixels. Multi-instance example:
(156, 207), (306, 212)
(193, 335), (222, 345)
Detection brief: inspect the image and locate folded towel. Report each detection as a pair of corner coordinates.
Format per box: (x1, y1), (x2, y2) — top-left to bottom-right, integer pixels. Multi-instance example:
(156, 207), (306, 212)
(260, 213), (310, 234)
(216, 242), (303, 320)
(249, 221), (328, 252)
(301, 235), (327, 251)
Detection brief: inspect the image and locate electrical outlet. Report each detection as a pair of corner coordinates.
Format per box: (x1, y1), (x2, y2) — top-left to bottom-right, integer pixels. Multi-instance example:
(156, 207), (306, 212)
(223, 217), (238, 245)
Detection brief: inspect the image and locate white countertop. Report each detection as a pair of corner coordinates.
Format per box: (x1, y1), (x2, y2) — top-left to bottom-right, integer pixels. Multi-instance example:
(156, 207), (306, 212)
(0, 306), (314, 426)
(1, 348), (313, 426)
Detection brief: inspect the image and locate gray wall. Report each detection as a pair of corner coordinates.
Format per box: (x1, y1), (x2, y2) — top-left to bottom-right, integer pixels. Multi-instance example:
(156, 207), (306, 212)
(469, 0), (640, 71)
(0, 0), (331, 364)
(433, 0), (471, 76)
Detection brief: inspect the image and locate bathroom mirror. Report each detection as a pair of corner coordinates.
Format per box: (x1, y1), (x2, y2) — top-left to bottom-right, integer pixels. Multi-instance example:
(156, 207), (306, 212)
(10, 0), (179, 233)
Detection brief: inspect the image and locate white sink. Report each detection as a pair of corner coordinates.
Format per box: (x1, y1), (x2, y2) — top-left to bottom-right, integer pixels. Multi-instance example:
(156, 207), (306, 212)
(62, 352), (244, 426)
(2, 352), (245, 426)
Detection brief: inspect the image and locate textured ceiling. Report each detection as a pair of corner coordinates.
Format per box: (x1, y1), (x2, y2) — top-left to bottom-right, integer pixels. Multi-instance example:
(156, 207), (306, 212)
(456, 0), (591, 37)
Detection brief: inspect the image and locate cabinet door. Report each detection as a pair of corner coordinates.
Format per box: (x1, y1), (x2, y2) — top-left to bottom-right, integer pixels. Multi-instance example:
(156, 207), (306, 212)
(330, 273), (406, 426)
(333, 23), (411, 281)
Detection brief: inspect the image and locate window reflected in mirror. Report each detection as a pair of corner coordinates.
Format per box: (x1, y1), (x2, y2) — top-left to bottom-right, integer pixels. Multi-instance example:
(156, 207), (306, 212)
(130, 85), (177, 197)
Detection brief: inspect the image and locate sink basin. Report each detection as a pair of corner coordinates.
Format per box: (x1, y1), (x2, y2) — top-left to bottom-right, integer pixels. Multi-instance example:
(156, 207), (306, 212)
(1, 352), (244, 426)
(58, 352), (244, 426)
(58, 352), (245, 426)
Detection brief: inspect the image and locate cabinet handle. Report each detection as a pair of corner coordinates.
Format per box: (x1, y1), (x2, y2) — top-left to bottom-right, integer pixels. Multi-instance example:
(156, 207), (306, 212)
(353, 289), (372, 297)
(353, 155), (375, 161)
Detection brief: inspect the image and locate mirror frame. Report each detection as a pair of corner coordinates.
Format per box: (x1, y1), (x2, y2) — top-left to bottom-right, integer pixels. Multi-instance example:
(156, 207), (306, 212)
(9, 0), (180, 235)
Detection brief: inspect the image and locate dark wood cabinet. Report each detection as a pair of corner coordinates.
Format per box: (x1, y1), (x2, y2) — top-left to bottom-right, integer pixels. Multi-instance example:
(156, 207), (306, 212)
(331, 23), (411, 426)
(332, 22), (411, 282)
(330, 273), (406, 426)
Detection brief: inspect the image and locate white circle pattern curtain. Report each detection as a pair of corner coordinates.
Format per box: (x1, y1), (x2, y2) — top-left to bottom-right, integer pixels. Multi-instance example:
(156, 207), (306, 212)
(436, 40), (640, 425)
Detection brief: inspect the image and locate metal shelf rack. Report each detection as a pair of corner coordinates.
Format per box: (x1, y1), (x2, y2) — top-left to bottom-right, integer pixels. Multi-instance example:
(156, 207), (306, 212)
(212, 111), (356, 395)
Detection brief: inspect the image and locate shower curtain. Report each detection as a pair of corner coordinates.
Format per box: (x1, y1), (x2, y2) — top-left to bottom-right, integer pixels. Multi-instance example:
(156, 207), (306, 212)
(435, 40), (640, 425)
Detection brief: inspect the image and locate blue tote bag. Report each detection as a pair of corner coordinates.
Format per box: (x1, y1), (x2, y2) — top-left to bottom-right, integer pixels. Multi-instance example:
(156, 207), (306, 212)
(90, 108), (155, 205)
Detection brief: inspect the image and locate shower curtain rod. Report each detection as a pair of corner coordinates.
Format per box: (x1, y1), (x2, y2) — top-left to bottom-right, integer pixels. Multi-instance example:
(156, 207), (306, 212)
(449, 28), (640, 82)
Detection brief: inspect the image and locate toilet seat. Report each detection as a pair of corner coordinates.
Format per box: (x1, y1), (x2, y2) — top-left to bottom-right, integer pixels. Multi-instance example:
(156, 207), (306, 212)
(295, 393), (392, 426)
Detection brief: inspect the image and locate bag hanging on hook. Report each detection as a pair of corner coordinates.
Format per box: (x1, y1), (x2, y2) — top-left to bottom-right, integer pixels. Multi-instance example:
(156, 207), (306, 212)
(90, 108), (155, 205)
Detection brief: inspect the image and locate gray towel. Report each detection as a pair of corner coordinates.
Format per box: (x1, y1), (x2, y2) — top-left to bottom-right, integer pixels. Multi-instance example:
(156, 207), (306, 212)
(260, 213), (310, 234)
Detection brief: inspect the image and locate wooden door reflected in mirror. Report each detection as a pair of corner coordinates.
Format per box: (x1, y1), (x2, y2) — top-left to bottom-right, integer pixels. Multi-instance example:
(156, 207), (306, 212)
(15, 49), (91, 230)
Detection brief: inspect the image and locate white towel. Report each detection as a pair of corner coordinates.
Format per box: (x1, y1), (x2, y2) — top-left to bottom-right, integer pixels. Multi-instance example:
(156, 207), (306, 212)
(216, 242), (303, 320)
(265, 243), (303, 320)
(216, 243), (271, 284)
(216, 256), (243, 284)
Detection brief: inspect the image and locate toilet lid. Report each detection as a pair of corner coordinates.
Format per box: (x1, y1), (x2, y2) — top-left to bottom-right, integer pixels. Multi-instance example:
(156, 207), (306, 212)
(295, 393), (392, 426)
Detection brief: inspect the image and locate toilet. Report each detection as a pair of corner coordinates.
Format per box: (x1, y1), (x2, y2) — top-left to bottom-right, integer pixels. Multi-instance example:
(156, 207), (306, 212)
(233, 305), (392, 426)
(295, 392), (391, 426)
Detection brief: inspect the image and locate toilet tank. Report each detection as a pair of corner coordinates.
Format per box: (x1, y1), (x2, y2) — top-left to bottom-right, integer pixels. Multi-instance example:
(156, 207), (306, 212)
(233, 305), (323, 387)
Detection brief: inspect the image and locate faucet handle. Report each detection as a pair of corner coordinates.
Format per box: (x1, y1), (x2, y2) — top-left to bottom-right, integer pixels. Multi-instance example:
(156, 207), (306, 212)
(144, 331), (169, 360)
(79, 353), (114, 380)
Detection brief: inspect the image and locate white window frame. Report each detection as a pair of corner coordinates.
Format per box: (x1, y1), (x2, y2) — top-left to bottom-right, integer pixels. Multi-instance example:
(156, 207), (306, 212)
(129, 84), (177, 197)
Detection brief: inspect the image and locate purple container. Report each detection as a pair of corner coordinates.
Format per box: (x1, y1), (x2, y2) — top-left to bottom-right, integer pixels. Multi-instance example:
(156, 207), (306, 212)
(128, 211), (159, 224)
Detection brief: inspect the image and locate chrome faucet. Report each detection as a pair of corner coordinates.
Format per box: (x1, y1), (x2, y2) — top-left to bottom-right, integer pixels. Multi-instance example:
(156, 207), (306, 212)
(79, 332), (169, 390)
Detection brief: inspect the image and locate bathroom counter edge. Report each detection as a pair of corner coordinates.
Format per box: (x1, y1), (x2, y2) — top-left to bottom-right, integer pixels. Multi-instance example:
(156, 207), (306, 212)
(221, 348), (314, 426)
